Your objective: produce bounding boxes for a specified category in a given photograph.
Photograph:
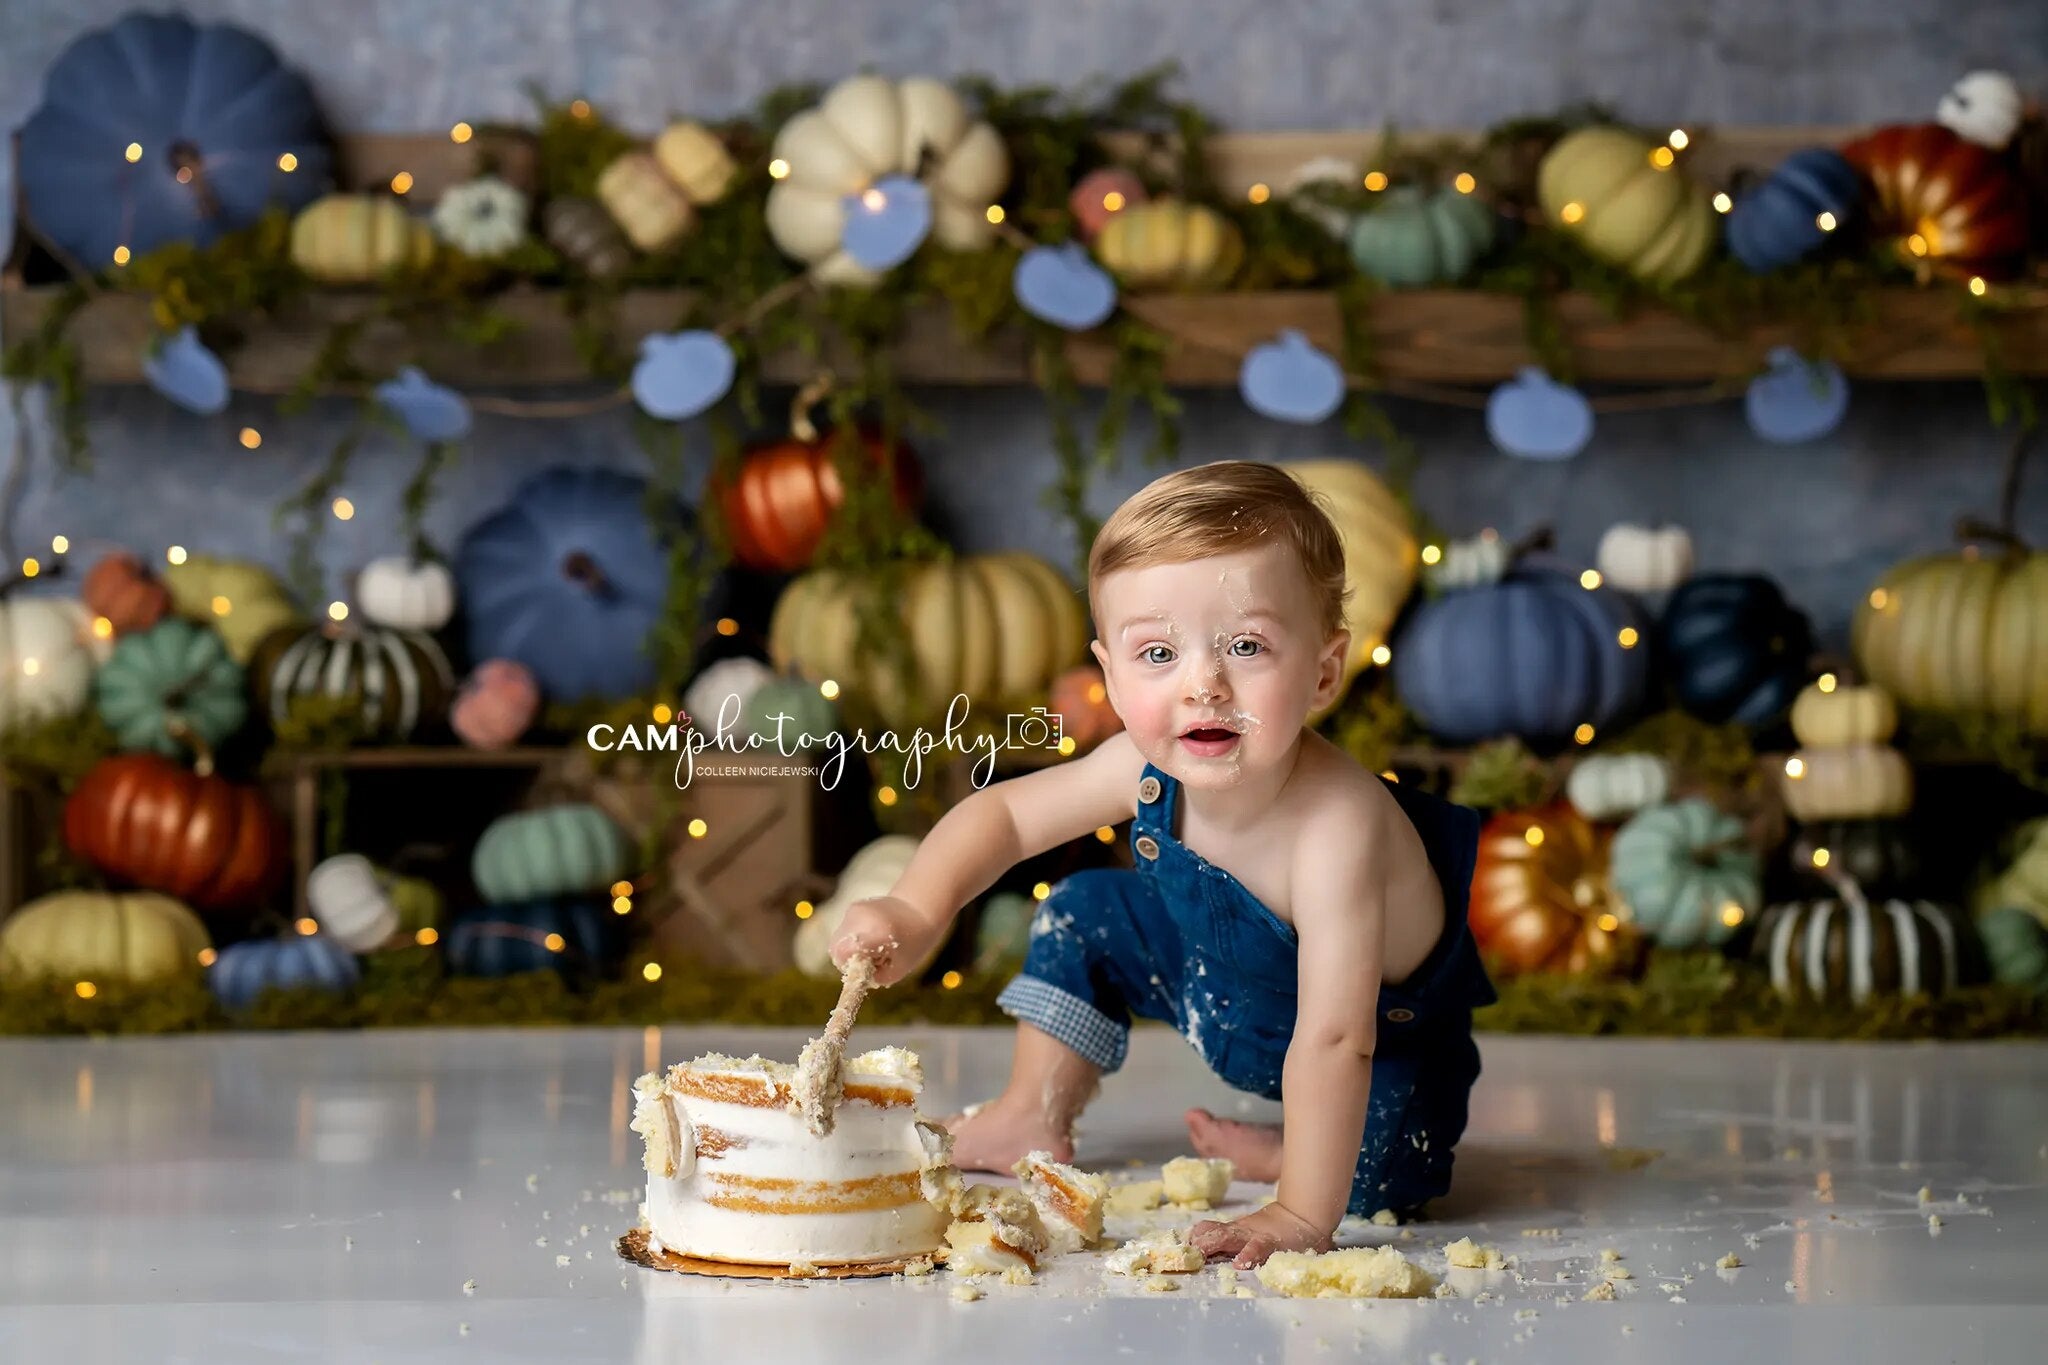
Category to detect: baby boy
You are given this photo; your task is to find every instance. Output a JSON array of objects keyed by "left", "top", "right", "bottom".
[{"left": 832, "top": 460, "right": 1495, "bottom": 1267}]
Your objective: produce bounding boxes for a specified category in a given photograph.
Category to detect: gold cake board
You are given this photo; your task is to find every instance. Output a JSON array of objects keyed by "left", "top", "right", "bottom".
[{"left": 618, "top": 1226, "right": 929, "bottom": 1280}]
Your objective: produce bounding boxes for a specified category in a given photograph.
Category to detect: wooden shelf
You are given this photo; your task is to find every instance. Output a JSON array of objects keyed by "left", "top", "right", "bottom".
[{"left": 6, "top": 282, "right": 2042, "bottom": 392}]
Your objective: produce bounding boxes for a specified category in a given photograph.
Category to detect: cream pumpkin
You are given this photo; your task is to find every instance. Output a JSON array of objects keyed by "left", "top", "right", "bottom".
[
  {"left": 1280, "top": 460, "right": 1419, "bottom": 713},
  {"left": 653, "top": 121, "right": 737, "bottom": 204},
  {"left": 0, "top": 596, "right": 110, "bottom": 731},
  {"left": 1596, "top": 524, "right": 1695, "bottom": 594},
  {"left": 1092, "top": 200, "right": 1243, "bottom": 290},
  {"left": 356, "top": 557, "right": 456, "bottom": 632},
  {"left": 769, "top": 553, "right": 1087, "bottom": 726},
  {"left": 1853, "top": 549, "right": 2048, "bottom": 737},
  {"left": 793, "top": 835, "right": 928, "bottom": 978},
  {"left": 765, "top": 75, "right": 1011, "bottom": 286},
  {"left": 290, "top": 195, "right": 436, "bottom": 283},
  {"left": 597, "top": 151, "right": 693, "bottom": 252},
  {"left": 1566, "top": 753, "right": 1672, "bottom": 823},
  {"left": 0, "top": 890, "right": 210, "bottom": 984},
  {"left": 1780, "top": 744, "right": 1914, "bottom": 821},
  {"left": 1790, "top": 680, "right": 1899, "bottom": 749}
]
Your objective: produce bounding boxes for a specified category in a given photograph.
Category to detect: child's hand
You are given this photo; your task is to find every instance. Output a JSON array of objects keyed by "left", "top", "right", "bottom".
[
  {"left": 1189, "top": 1201, "right": 1334, "bottom": 1269},
  {"left": 829, "top": 896, "right": 941, "bottom": 986}
]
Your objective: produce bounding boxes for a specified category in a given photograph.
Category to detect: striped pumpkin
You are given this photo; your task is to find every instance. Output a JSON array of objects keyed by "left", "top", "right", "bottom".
[
  {"left": 1751, "top": 886, "right": 1976, "bottom": 1004},
  {"left": 249, "top": 622, "right": 455, "bottom": 741}
]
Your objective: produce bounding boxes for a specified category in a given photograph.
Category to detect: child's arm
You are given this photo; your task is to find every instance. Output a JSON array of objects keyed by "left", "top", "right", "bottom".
[
  {"left": 830, "top": 731, "right": 1147, "bottom": 983},
  {"left": 1194, "top": 791, "right": 1383, "bottom": 1265}
]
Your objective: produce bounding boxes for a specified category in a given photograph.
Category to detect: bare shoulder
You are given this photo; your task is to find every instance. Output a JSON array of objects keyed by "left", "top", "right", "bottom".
[{"left": 1284, "top": 735, "right": 1408, "bottom": 859}]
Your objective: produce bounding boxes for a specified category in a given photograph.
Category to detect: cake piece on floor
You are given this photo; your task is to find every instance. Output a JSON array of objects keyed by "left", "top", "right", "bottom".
[
  {"left": 1103, "top": 1228, "right": 1206, "bottom": 1276},
  {"left": 1257, "top": 1246, "right": 1438, "bottom": 1299},
  {"left": 1443, "top": 1236, "right": 1506, "bottom": 1270},
  {"left": 944, "top": 1185, "right": 1049, "bottom": 1275},
  {"left": 1162, "top": 1156, "right": 1233, "bottom": 1209},
  {"left": 1014, "top": 1151, "right": 1109, "bottom": 1256},
  {"left": 1103, "top": 1179, "right": 1165, "bottom": 1215}
]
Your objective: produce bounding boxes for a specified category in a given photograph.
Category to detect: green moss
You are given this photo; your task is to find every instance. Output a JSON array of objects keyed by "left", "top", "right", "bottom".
[
  {"left": 0, "top": 711, "right": 118, "bottom": 790},
  {"left": 1450, "top": 738, "right": 1551, "bottom": 811},
  {"left": 1597, "top": 710, "right": 1761, "bottom": 798}
]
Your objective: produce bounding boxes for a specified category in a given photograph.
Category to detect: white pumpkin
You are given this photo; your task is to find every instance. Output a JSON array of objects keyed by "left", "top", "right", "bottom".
[
  {"left": 765, "top": 75, "right": 1011, "bottom": 286},
  {"left": 1425, "top": 533, "right": 1510, "bottom": 591},
  {"left": 682, "top": 656, "right": 776, "bottom": 736},
  {"left": 794, "top": 835, "right": 926, "bottom": 978},
  {"left": 1281, "top": 155, "right": 1362, "bottom": 239},
  {"left": 1936, "top": 71, "right": 2025, "bottom": 150},
  {"left": 1789, "top": 680, "right": 1898, "bottom": 749},
  {"left": 0, "top": 596, "right": 109, "bottom": 731},
  {"left": 1780, "top": 744, "right": 1914, "bottom": 822},
  {"left": 431, "top": 176, "right": 529, "bottom": 258},
  {"left": 356, "top": 558, "right": 456, "bottom": 632},
  {"left": 1596, "top": 524, "right": 1694, "bottom": 594},
  {"left": 1567, "top": 753, "right": 1672, "bottom": 823},
  {"left": 306, "top": 853, "right": 399, "bottom": 952}
]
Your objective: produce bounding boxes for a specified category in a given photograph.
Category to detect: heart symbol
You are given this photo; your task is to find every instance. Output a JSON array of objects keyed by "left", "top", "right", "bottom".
[
  {"left": 141, "top": 326, "right": 230, "bottom": 415},
  {"left": 1012, "top": 244, "right": 1118, "bottom": 331},
  {"left": 1745, "top": 347, "right": 1848, "bottom": 444},
  {"left": 840, "top": 175, "right": 932, "bottom": 272},
  {"left": 375, "top": 367, "right": 473, "bottom": 442},
  {"left": 1238, "top": 329, "right": 1346, "bottom": 425},
  {"left": 1486, "top": 367, "right": 1594, "bottom": 460},
  {"left": 631, "top": 330, "right": 737, "bottom": 421}
]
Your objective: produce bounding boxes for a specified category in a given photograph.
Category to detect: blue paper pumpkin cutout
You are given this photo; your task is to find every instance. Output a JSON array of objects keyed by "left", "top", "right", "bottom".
[
  {"left": 632, "top": 330, "right": 736, "bottom": 420},
  {"left": 841, "top": 175, "right": 932, "bottom": 271},
  {"left": 141, "top": 326, "right": 229, "bottom": 414},
  {"left": 1486, "top": 367, "right": 1594, "bottom": 460},
  {"left": 375, "top": 366, "right": 472, "bottom": 442},
  {"left": 1745, "top": 346, "right": 1848, "bottom": 444},
  {"left": 1239, "top": 329, "right": 1346, "bottom": 425},
  {"left": 1726, "top": 149, "right": 1862, "bottom": 274},
  {"left": 1013, "top": 244, "right": 1118, "bottom": 330}
]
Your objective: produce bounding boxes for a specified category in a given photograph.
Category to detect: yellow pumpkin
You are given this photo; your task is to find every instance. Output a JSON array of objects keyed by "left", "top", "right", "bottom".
[
  {"left": 1790, "top": 681, "right": 1899, "bottom": 748},
  {"left": 1280, "top": 459, "right": 1419, "bottom": 714},
  {"left": 1852, "top": 550, "right": 2048, "bottom": 736},
  {"left": 1092, "top": 200, "right": 1244, "bottom": 290},
  {"left": 0, "top": 890, "right": 210, "bottom": 984},
  {"left": 290, "top": 195, "right": 436, "bottom": 282},
  {"left": 792, "top": 835, "right": 929, "bottom": 978},
  {"left": 160, "top": 554, "right": 303, "bottom": 664},
  {"left": 1780, "top": 744, "right": 1914, "bottom": 821},
  {"left": 597, "top": 151, "right": 693, "bottom": 252},
  {"left": 652, "top": 121, "right": 737, "bottom": 205},
  {"left": 769, "top": 553, "right": 1088, "bottom": 726},
  {"left": 1536, "top": 127, "right": 1715, "bottom": 282}
]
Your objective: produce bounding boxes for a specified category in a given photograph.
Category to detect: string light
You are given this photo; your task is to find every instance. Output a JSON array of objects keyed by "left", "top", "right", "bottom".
[
  {"left": 715, "top": 618, "right": 739, "bottom": 636},
  {"left": 75, "top": 981, "right": 97, "bottom": 999},
  {"left": 1649, "top": 146, "right": 1675, "bottom": 169},
  {"left": 1524, "top": 827, "right": 1546, "bottom": 848},
  {"left": 91, "top": 617, "right": 113, "bottom": 639},
  {"left": 687, "top": 818, "right": 708, "bottom": 838},
  {"left": 651, "top": 703, "right": 672, "bottom": 724},
  {"left": 1574, "top": 724, "right": 1596, "bottom": 745},
  {"left": 295, "top": 917, "right": 318, "bottom": 935},
  {"left": 1452, "top": 172, "right": 1476, "bottom": 194},
  {"left": 1095, "top": 826, "right": 1115, "bottom": 843},
  {"left": 450, "top": 122, "right": 474, "bottom": 144},
  {"left": 1101, "top": 190, "right": 1126, "bottom": 212},
  {"left": 613, "top": 895, "right": 632, "bottom": 914},
  {"left": 1363, "top": 171, "right": 1388, "bottom": 192},
  {"left": 1086, "top": 681, "right": 1106, "bottom": 704},
  {"left": 642, "top": 962, "right": 663, "bottom": 981},
  {"left": 327, "top": 601, "right": 349, "bottom": 621},
  {"left": 391, "top": 171, "right": 414, "bottom": 195},
  {"left": 941, "top": 971, "right": 963, "bottom": 990},
  {"left": 1370, "top": 644, "right": 1392, "bottom": 666},
  {"left": 21, "top": 659, "right": 40, "bottom": 676},
  {"left": 985, "top": 205, "right": 1005, "bottom": 223},
  {"left": 1906, "top": 234, "right": 1929, "bottom": 257},
  {"left": 1815, "top": 212, "right": 1838, "bottom": 232},
  {"left": 1868, "top": 588, "right": 1889, "bottom": 610},
  {"left": 1969, "top": 276, "right": 1987, "bottom": 297},
  {"left": 861, "top": 188, "right": 886, "bottom": 212},
  {"left": 239, "top": 428, "right": 262, "bottom": 449},
  {"left": 878, "top": 785, "right": 899, "bottom": 806},
  {"left": 1712, "top": 193, "right": 1733, "bottom": 214},
  {"left": 112, "top": 245, "right": 131, "bottom": 265},
  {"left": 1580, "top": 569, "right": 1603, "bottom": 589},
  {"left": 1560, "top": 202, "right": 1585, "bottom": 224},
  {"left": 1379, "top": 770, "right": 1399, "bottom": 782},
  {"left": 768, "top": 158, "right": 790, "bottom": 179},
  {"left": 415, "top": 928, "right": 439, "bottom": 946},
  {"left": 331, "top": 497, "right": 354, "bottom": 520},
  {"left": 20, "top": 558, "right": 38, "bottom": 578},
  {"left": 1720, "top": 902, "right": 1745, "bottom": 928},
  {"left": 820, "top": 679, "right": 841, "bottom": 699},
  {"left": 1817, "top": 673, "right": 1838, "bottom": 693},
  {"left": 124, "top": 142, "right": 142, "bottom": 163},
  {"left": 166, "top": 545, "right": 188, "bottom": 565},
  {"left": 612, "top": 881, "right": 633, "bottom": 897},
  {"left": 1667, "top": 130, "right": 1690, "bottom": 150},
  {"left": 794, "top": 901, "right": 814, "bottom": 920},
  {"left": 1785, "top": 757, "right": 1806, "bottom": 779},
  {"left": 1617, "top": 627, "right": 1640, "bottom": 649},
  {"left": 176, "top": 166, "right": 193, "bottom": 185},
  {"left": 1032, "top": 882, "right": 1052, "bottom": 900},
  {"left": 1811, "top": 847, "right": 1831, "bottom": 868},
  {"left": 1247, "top": 183, "right": 1271, "bottom": 204},
  {"left": 210, "top": 596, "right": 231, "bottom": 616},
  {"left": 544, "top": 933, "right": 566, "bottom": 953},
  {"left": 1420, "top": 544, "right": 1443, "bottom": 565},
  {"left": 50, "top": 535, "right": 68, "bottom": 554},
  {"left": 1597, "top": 913, "right": 1621, "bottom": 933},
  {"left": 198, "top": 948, "right": 218, "bottom": 967},
  {"left": 1057, "top": 736, "right": 1076, "bottom": 755},
  {"left": 277, "top": 152, "right": 298, "bottom": 172},
  {"left": 569, "top": 100, "right": 592, "bottom": 120}
]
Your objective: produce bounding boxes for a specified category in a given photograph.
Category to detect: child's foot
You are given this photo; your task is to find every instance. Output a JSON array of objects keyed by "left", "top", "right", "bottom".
[
  {"left": 1185, "top": 1108, "right": 1284, "bottom": 1182},
  {"left": 940, "top": 1097, "right": 1075, "bottom": 1173}
]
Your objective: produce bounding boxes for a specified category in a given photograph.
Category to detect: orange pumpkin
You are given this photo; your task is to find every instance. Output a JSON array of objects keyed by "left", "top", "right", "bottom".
[
  {"left": 1469, "top": 806, "right": 1642, "bottom": 978},
  {"left": 1048, "top": 664, "right": 1122, "bottom": 751},
  {"left": 63, "top": 752, "right": 287, "bottom": 915},
  {"left": 82, "top": 552, "right": 170, "bottom": 635},
  {"left": 1841, "top": 123, "right": 2031, "bottom": 277},
  {"left": 716, "top": 427, "right": 921, "bottom": 574}
]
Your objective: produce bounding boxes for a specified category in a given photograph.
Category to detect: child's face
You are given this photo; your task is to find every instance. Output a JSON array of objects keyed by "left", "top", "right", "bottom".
[{"left": 1089, "top": 543, "right": 1349, "bottom": 792}]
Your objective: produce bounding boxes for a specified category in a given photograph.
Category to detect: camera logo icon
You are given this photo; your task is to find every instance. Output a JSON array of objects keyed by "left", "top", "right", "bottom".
[{"left": 1006, "top": 706, "right": 1064, "bottom": 751}]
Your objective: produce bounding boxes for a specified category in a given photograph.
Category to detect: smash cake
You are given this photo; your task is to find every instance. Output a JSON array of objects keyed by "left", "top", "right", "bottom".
[{"left": 630, "top": 1047, "right": 957, "bottom": 1270}]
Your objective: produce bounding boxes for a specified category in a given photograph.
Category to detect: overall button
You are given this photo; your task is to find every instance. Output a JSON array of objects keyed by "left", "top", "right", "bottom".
[
  {"left": 1134, "top": 834, "right": 1161, "bottom": 860},
  {"left": 1385, "top": 1007, "right": 1416, "bottom": 1023},
  {"left": 1138, "top": 776, "right": 1162, "bottom": 804}
]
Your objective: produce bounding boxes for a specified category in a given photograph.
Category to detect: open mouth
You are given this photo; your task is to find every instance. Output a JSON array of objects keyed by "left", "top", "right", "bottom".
[
  {"left": 1179, "top": 723, "right": 1242, "bottom": 755},
  {"left": 1181, "top": 726, "right": 1239, "bottom": 742}
]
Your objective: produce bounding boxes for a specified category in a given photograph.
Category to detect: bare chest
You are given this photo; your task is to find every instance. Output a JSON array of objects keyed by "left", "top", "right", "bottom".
[{"left": 1170, "top": 817, "right": 1298, "bottom": 924}]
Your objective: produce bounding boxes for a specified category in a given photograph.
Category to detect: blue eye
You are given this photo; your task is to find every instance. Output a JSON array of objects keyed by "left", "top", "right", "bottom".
[
  {"left": 1142, "top": 645, "right": 1174, "bottom": 665},
  {"left": 1231, "top": 638, "right": 1263, "bottom": 657}
]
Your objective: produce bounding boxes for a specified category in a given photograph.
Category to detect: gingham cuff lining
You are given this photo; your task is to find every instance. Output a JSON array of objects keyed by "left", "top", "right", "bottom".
[{"left": 996, "top": 975, "right": 1129, "bottom": 1073}]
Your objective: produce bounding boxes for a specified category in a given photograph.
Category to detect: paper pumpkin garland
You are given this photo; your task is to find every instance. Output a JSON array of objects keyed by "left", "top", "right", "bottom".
[
  {"left": 1013, "top": 245, "right": 1118, "bottom": 330},
  {"left": 1745, "top": 347, "right": 1849, "bottom": 444},
  {"left": 375, "top": 367, "right": 473, "bottom": 443},
  {"left": 1239, "top": 330, "right": 1346, "bottom": 424},
  {"left": 141, "top": 327, "right": 230, "bottom": 415},
  {"left": 1486, "top": 368, "right": 1594, "bottom": 461},
  {"left": 632, "top": 331, "right": 737, "bottom": 420}
]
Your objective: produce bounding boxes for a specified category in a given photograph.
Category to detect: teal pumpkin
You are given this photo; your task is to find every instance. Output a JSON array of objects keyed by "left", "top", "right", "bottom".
[
  {"left": 94, "top": 618, "right": 247, "bottom": 756},
  {"left": 973, "top": 891, "right": 1038, "bottom": 972},
  {"left": 742, "top": 676, "right": 840, "bottom": 747},
  {"left": 1978, "top": 907, "right": 2048, "bottom": 995},
  {"left": 472, "top": 804, "right": 632, "bottom": 903},
  {"left": 1347, "top": 187, "right": 1496, "bottom": 285},
  {"left": 1609, "top": 799, "right": 1762, "bottom": 949}
]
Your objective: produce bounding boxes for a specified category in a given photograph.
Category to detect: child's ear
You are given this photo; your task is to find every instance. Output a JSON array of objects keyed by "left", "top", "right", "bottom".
[
  {"left": 1311, "top": 630, "right": 1351, "bottom": 710},
  {"left": 1088, "top": 639, "right": 1122, "bottom": 714}
]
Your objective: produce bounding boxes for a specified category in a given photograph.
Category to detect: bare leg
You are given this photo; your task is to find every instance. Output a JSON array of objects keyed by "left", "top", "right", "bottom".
[
  {"left": 941, "top": 1022, "right": 1102, "bottom": 1172},
  {"left": 1184, "top": 1108, "right": 1284, "bottom": 1183}
]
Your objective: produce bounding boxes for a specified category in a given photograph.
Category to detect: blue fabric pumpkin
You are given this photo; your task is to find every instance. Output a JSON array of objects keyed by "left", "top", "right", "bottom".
[
  {"left": 1391, "top": 562, "right": 1652, "bottom": 747},
  {"left": 1725, "top": 149, "right": 1863, "bottom": 274},
  {"left": 209, "top": 932, "right": 358, "bottom": 1010},
  {"left": 18, "top": 13, "right": 332, "bottom": 268},
  {"left": 444, "top": 898, "right": 621, "bottom": 980},
  {"left": 1659, "top": 575, "right": 1813, "bottom": 727},
  {"left": 456, "top": 467, "right": 713, "bottom": 701}
]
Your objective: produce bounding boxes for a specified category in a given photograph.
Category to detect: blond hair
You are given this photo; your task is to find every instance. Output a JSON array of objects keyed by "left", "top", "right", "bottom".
[{"left": 1087, "top": 460, "right": 1349, "bottom": 642}]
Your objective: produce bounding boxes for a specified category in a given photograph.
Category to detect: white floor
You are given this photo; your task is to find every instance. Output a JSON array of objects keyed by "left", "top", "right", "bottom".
[{"left": 2, "top": 1025, "right": 2044, "bottom": 1364}]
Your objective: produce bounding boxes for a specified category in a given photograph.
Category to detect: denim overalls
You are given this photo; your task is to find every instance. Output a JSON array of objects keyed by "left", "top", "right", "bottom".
[{"left": 996, "top": 761, "right": 1496, "bottom": 1217}]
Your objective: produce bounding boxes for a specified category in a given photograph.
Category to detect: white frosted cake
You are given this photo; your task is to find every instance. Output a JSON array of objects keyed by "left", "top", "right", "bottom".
[{"left": 632, "top": 1047, "right": 956, "bottom": 1267}]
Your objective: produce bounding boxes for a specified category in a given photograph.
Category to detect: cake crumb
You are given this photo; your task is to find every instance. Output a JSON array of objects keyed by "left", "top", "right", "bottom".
[
  {"left": 533, "top": 1236, "right": 548, "bottom": 1248},
  {"left": 1717, "top": 1253, "right": 1742, "bottom": 1269},
  {"left": 1443, "top": 1237, "right": 1505, "bottom": 1270},
  {"left": 788, "top": 1261, "right": 821, "bottom": 1279},
  {"left": 451, "top": 1189, "right": 461, "bottom": 1200},
  {"left": 1001, "top": 1265, "right": 1035, "bottom": 1286},
  {"left": 1370, "top": 1208, "right": 1400, "bottom": 1227},
  {"left": 1521, "top": 1227, "right": 1562, "bottom": 1239},
  {"left": 1105, "top": 1229, "right": 1205, "bottom": 1276},
  {"left": 1604, "top": 1265, "right": 1633, "bottom": 1281},
  {"left": 1144, "top": 1275, "right": 1182, "bottom": 1292},
  {"left": 343, "top": 1236, "right": 353, "bottom": 1251},
  {"left": 555, "top": 1255, "right": 570, "bottom": 1268},
  {"left": 1256, "top": 1246, "right": 1437, "bottom": 1299},
  {"left": 1234, "top": 1285, "right": 1257, "bottom": 1298},
  {"left": 903, "top": 1255, "right": 936, "bottom": 1278},
  {"left": 1104, "top": 1180, "right": 1166, "bottom": 1215},
  {"left": 1015, "top": 1151, "right": 1109, "bottom": 1256},
  {"left": 1928, "top": 1215, "right": 1943, "bottom": 1232},
  {"left": 1599, "top": 1248, "right": 1623, "bottom": 1263},
  {"left": 461, "top": 1279, "right": 477, "bottom": 1296},
  {"left": 525, "top": 1174, "right": 539, "bottom": 1191},
  {"left": 1162, "top": 1157, "right": 1234, "bottom": 1209},
  {"left": 951, "top": 1282, "right": 983, "bottom": 1303},
  {"left": 458, "top": 1323, "right": 470, "bottom": 1337},
  {"left": 1582, "top": 1280, "right": 1617, "bottom": 1302}
]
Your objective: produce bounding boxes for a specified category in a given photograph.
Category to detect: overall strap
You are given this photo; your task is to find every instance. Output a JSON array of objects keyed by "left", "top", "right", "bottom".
[{"left": 1134, "top": 761, "right": 1179, "bottom": 838}]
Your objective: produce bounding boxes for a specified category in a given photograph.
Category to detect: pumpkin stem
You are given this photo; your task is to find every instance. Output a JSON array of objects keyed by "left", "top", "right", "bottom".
[
  {"left": 789, "top": 372, "right": 836, "bottom": 444},
  {"left": 167, "top": 141, "right": 223, "bottom": 221},
  {"left": 1956, "top": 424, "right": 2035, "bottom": 554},
  {"left": 1507, "top": 525, "right": 1557, "bottom": 561},
  {"left": 163, "top": 715, "right": 216, "bottom": 778},
  {"left": 561, "top": 551, "right": 613, "bottom": 598}
]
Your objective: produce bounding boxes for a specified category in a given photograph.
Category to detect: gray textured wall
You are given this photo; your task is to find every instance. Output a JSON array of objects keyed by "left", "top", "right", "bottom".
[{"left": 4, "top": 1, "right": 2046, "bottom": 651}]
